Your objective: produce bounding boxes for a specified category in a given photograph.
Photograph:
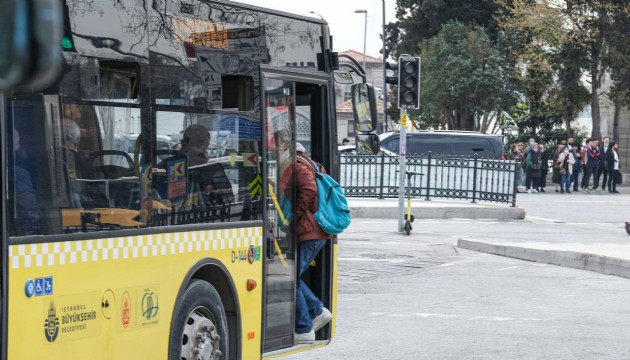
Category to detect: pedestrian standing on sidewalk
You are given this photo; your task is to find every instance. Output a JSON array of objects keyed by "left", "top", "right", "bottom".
[
  {"left": 523, "top": 137, "right": 536, "bottom": 156},
  {"left": 525, "top": 142, "right": 542, "bottom": 193},
  {"left": 536, "top": 144, "right": 549, "bottom": 192},
  {"left": 510, "top": 143, "right": 525, "bottom": 192},
  {"left": 566, "top": 136, "right": 577, "bottom": 152},
  {"left": 571, "top": 144, "right": 581, "bottom": 192},
  {"left": 551, "top": 144, "right": 563, "bottom": 192},
  {"left": 586, "top": 138, "right": 601, "bottom": 191},
  {"left": 597, "top": 136, "right": 610, "bottom": 191},
  {"left": 581, "top": 139, "right": 593, "bottom": 191},
  {"left": 606, "top": 141, "right": 621, "bottom": 194},
  {"left": 293, "top": 142, "right": 333, "bottom": 344},
  {"left": 557, "top": 145, "right": 575, "bottom": 193},
  {"left": 580, "top": 140, "right": 589, "bottom": 190}
]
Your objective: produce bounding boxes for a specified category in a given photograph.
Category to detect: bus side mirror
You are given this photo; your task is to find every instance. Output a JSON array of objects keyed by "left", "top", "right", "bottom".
[
  {"left": 351, "top": 83, "right": 378, "bottom": 133},
  {"left": 356, "top": 133, "right": 380, "bottom": 155},
  {"left": 0, "top": 0, "right": 63, "bottom": 91}
]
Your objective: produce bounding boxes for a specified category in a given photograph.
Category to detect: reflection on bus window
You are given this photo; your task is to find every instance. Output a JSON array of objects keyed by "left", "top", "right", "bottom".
[{"left": 152, "top": 111, "right": 263, "bottom": 226}]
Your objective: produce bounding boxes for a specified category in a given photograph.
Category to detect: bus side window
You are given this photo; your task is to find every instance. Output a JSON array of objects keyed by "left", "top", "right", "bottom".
[
  {"left": 58, "top": 104, "right": 143, "bottom": 232},
  {"left": 8, "top": 128, "right": 41, "bottom": 236},
  {"left": 152, "top": 112, "right": 263, "bottom": 227}
]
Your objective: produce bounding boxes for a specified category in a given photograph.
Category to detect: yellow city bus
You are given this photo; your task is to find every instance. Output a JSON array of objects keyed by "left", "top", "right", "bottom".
[{"left": 0, "top": 1, "right": 374, "bottom": 359}]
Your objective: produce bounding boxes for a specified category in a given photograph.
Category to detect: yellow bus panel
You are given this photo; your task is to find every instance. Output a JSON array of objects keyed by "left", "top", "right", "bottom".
[{"left": 8, "top": 226, "right": 263, "bottom": 359}]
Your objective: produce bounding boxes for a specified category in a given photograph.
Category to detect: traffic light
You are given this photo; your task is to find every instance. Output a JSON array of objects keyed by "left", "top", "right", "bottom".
[
  {"left": 385, "top": 61, "right": 398, "bottom": 85},
  {"left": 397, "top": 56, "right": 420, "bottom": 109},
  {"left": 61, "top": 3, "right": 76, "bottom": 52}
]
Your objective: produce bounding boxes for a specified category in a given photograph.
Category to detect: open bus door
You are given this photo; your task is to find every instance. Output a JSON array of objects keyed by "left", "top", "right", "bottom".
[{"left": 261, "top": 68, "right": 336, "bottom": 354}]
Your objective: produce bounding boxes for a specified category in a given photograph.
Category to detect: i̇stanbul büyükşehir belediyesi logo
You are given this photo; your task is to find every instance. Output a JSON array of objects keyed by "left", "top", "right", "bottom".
[{"left": 44, "top": 301, "right": 59, "bottom": 342}]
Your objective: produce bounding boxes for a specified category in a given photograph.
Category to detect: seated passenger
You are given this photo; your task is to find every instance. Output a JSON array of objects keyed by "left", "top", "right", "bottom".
[
  {"left": 9, "top": 129, "right": 40, "bottom": 235},
  {"left": 181, "top": 124, "right": 233, "bottom": 203},
  {"left": 62, "top": 118, "right": 95, "bottom": 180}
]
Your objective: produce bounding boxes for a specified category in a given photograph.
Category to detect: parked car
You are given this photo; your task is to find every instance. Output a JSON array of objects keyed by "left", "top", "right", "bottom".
[
  {"left": 338, "top": 145, "right": 397, "bottom": 156},
  {"left": 378, "top": 130, "right": 504, "bottom": 158}
]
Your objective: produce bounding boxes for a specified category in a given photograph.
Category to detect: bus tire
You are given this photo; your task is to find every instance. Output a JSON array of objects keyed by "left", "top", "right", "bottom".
[{"left": 169, "top": 279, "right": 229, "bottom": 360}]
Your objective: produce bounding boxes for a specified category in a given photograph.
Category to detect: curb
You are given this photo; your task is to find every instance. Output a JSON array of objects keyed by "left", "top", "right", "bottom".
[
  {"left": 457, "top": 239, "right": 630, "bottom": 279},
  {"left": 350, "top": 205, "right": 526, "bottom": 220}
]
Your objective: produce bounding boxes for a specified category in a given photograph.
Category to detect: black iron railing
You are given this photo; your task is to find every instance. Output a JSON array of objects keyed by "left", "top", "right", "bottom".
[{"left": 340, "top": 153, "right": 519, "bottom": 206}]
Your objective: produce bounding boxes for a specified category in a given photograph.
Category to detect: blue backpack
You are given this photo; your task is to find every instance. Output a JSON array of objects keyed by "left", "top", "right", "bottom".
[{"left": 298, "top": 156, "right": 351, "bottom": 235}]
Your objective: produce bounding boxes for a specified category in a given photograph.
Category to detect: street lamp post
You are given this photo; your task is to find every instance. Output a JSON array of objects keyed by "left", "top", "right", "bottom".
[{"left": 354, "top": 9, "right": 367, "bottom": 72}]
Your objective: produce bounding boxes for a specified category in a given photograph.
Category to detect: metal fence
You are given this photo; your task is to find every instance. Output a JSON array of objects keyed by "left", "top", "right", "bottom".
[{"left": 339, "top": 153, "right": 519, "bottom": 206}]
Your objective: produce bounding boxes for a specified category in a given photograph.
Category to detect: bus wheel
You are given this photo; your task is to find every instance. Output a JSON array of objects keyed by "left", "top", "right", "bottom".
[{"left": 170, "top": 280, "right": 229, "bottom": 360}]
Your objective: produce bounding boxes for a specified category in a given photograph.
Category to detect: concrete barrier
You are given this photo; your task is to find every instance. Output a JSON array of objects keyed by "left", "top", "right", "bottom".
[{"left": 457, "top": 239, "right": 630, "bottom": 279}]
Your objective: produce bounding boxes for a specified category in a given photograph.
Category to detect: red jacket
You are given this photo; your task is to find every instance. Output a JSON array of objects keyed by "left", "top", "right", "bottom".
[{"left": 294, "top": 154, "right": 333, "bottom": 242}]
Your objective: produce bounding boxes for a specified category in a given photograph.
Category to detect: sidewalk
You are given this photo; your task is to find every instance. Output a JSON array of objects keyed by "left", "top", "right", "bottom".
[
  {"left": 457, "top": 239, "right": 630, "bottom": 279},
  {"left": 348, "top": 197, "right": 525, "bottom": 220},
  {"left": 348, "top": 189, "right": 630, "bottom": 280}
]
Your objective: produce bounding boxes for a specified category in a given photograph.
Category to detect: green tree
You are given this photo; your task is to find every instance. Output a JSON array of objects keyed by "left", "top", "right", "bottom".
[
  {"left": 495, "top": 0, "right": 592, "bottom": 137},
  {"left": 417, "top": 22, "right": 515, "bottom": 131},
  {"left": 389, "top": 0, "right": 501, "bottom": 57},
  {"left": 496, "top": 0, "right": 630, "bottom": 140},
  {"left": 383, "top": 0, "right": 494, "bottom": 124},
  {"left": 601, "top": 1, "right": 630, "bottom": 140}
]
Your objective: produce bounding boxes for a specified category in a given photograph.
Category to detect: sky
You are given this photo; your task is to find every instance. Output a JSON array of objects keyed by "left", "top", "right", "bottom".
[{"left": 236, "top": 0, "right": 398, "bottom": 58}]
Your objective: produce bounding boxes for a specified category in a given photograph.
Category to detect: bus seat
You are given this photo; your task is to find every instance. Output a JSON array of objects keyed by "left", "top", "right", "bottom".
[{"left": 89, "top": 150, "right": 134, "bottom": 179}]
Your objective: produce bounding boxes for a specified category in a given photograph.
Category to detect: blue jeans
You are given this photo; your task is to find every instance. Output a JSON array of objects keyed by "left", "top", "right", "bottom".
[
  {"left": 561, "top": 171, "right": 571, "bottom": 190},
  {"left": 295, "top": 239, "right": 326, "bottom": 333}
]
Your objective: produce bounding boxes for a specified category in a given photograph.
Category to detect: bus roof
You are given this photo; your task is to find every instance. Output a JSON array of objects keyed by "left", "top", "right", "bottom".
[{"left": 220, "top": 0, "right": 328, "bottom": 25}]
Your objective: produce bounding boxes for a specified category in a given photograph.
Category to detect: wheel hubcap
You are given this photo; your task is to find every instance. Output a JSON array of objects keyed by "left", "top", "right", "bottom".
[{"left": 181, "top": 307, "right": 222, "bottom": 360}]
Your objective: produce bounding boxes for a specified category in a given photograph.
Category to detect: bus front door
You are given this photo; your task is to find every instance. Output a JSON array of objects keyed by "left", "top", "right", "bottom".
[{"left": 262, "top": 70, "right": 334, "bottom": 353}]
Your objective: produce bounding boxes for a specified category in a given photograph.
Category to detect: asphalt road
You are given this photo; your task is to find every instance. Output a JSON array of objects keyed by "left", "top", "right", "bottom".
[{"left": 283, "top": 190, "right": 630, "bottom": 360}]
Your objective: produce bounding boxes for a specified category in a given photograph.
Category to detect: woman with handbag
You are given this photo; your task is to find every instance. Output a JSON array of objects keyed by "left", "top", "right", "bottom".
[
  {"left": 606, "top": 141, "right": 621, "bottom": 194},
  {"left": 557, "top": 145, "right": 575, "bottom": 193}
]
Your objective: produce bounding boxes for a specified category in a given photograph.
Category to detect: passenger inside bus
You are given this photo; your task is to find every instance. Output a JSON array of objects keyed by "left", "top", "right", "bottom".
[
  {"left": 9, "top": 128, "right": 40, "bottom": 235},
  {"left": 180, "top": 124, "right": 233, "bottom": 204},
  {"left": 62, "top": 118, "right": 95, "bottom": 180}
]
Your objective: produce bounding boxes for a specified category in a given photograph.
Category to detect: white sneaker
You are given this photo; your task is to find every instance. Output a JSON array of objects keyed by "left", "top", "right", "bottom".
[
  {"left": 527, "top": 189, "right": 533, "bottom": 194},
  {"left": 294, "top": 330, "right": 315, "bottom": 344},
  {"left": 312, "top": 308, "right": 333, "bottom": 332}
]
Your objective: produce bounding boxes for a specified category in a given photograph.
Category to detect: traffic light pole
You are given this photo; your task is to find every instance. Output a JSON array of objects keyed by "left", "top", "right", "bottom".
[
  {"left": 394, "top": 55, "right": 419, "bottom": 232},
  {"left": 398, "top": 109, "right": 407, "bottom": 232}
]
